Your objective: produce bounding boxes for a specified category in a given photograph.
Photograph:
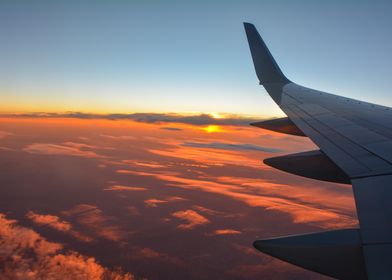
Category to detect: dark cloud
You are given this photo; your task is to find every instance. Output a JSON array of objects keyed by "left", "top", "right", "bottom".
[
  {"left": 1, "top": 112, "right": 263, "bottom": 126},
  {"left": 182, "top": 141, "right": 284, "bottom": 153},
  {"left": 160, "top": 127, "right": 183, "bottom": 131}
]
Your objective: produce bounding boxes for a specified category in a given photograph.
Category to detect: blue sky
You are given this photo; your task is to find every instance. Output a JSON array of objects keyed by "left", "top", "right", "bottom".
[{"left": 0, "top": 0, "right": 391, "bottom": 117}]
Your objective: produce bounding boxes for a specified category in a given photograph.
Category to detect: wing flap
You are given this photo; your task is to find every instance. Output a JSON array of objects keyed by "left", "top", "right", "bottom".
[
  {"left": 250, "top": 117, "right": 305, "bottom": 136},
  {"left": 264, "top": 150, "right": 350, "bottom": 184}
]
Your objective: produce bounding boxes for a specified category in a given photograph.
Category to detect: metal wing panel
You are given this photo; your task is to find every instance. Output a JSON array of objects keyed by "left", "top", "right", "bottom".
[
  {"left": 352, "top": 175, "right": 392, "bottom": 279},
  {"left": 280, "top": 85, "right": 392, "bottom": 178},
  {"left": 352, "top": 175, "right": 392, "bottom": 243},
  {"left": 283, "top": 105, "right": 371, "bottom": 176}
]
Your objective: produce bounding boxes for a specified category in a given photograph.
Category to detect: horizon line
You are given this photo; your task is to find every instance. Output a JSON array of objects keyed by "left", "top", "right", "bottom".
[{"left": 0, "top": 111, "right": 272, "bottom": 126}]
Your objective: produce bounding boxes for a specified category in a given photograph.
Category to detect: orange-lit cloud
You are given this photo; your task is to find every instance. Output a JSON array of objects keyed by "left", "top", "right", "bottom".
[
  {"left": 26, "top": 211, "right": 72, "bottom": 232},
  {"left": 192, "top": 205, "right": 226, "bottom": 216},
  {"left": 148, "top": 146, "right": 265, "bottom": 168},
  {"left": 144, "top": 196, "right": 186, "bottom": 207},
  {"left": 104, "top": 185, "right": 148, "bottom": 191},
  {"left": 128, "top": 161, "right": 166, "bottom": 168},
  {"left": 26, "top": 211, "right": 93, "bottom": 242},
  {"left": 23, "top": 142, "right": 101, "bottom": 158},
  {"left": 172, "top": 210, "right": 210, "bottom": 229},
  {"left": 129, "top": 171, "right": 356, "bottom": 228},
  {"left": 0, "top": 213, "right": 133, "bottom": 280},
  {"left": 213, "top": 229, "right": 241, "bottom": 235},
  {"left": 144, "top": 199, "right": 168, "bottom": 207},
  {"left": 216, "top": 176, "right": 355, "bottom": 213}
]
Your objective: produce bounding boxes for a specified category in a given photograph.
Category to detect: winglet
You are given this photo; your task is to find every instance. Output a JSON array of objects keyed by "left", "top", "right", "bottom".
[{"left": 243, "top": 22, "right": 290, "bottom": 86}]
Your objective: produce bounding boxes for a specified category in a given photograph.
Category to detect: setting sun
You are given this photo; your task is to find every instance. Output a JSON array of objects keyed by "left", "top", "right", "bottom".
[{"left": 203, "top": 125, "right": 223, "bottom": 133}]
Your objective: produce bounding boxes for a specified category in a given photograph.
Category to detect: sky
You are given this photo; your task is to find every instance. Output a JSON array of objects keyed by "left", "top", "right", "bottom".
[
  {"left": 0, "top": 117, "right": 356, "bottom": 279},
  {"left": 0, "top": 0, "right": 392, "bottom": 116},
  {"left": 1, "top": 2, "right": 387, "bottom": 278}
]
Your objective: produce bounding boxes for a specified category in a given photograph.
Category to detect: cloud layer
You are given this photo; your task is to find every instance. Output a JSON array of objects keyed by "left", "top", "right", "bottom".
[
  {"left": 2, "top": 112, "right": 262, "bottom": 126},
  {"left": 0, "top": 117, "right": 355, "bottom": 280}
]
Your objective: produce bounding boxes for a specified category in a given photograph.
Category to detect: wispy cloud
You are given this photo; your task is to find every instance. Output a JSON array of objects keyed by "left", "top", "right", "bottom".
[
  {"left": 61, "top": 204, "right": 127, "bottom": 242},
  {"left": 26, "top": 211, "right": 71, "bottom": 232},
  {"left": 148, "top": 146, "right": 265, "bottom": 168},
  {"left": 26, "top": 211, "right": 93, "bottom": 242},
  {"left": 23, "top": 142, "right": 101, "bottom": 158},
  {"left": 183, "top": 141, "right": 283, "bottom": 153},
  {"left": 104, "top": 185, "right": 148, "bottom": 191}
]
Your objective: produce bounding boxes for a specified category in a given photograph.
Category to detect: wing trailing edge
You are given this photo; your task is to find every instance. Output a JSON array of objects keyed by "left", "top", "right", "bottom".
[{"left": 253, "top": 229, "right": 367, "bottom": 280}]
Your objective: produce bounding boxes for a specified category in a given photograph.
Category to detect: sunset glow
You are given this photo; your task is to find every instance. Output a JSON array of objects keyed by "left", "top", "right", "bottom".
[{"left": 0, "top": 117, "right": 356, "bottom": 279}]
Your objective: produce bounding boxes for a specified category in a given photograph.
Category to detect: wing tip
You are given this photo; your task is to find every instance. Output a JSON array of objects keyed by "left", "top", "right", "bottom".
[
  {"left": 243, "top": 22, "right": 290, "bottom": 106},
  {"left": 243, "top": 22, "right": 254, "bottom": 27}
]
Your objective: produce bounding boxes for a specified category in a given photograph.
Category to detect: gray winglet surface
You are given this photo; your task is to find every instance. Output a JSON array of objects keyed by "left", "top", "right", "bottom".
[{"left": 243, "top": 22, "right": 290, "bottom": 86}]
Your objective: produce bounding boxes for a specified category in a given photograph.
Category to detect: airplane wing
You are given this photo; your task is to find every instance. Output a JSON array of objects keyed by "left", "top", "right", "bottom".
[{"left": 244, "top": 22, "right": 392, "bottom": 280}]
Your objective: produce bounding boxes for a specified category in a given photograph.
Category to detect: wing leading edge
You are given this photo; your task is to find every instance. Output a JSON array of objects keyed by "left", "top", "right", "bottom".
[{"left": 244, "top": 22, "right": 392, "bottom": 280}]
